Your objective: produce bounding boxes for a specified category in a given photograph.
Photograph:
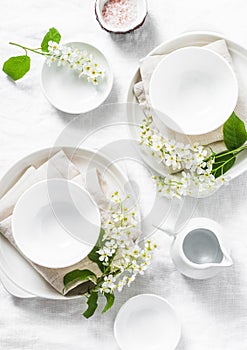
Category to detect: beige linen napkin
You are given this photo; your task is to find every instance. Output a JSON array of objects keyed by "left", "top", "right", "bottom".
[
  {"left": 134, "top": 39, "right": 247, "bottom": 153},
  {"left": 0, "top": 150, "right": 110, "bottom": 295}
]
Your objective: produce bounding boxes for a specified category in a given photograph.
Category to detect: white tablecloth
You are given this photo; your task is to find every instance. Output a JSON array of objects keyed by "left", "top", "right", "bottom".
[{"left": 1, "top": 0, "right": 247, "bottom": 349}]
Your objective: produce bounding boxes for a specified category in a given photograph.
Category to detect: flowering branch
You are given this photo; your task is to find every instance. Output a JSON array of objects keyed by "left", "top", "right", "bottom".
[
  {"left": 9, "top": 42, "right": 48, "bottom": 56},
  {"left": 140, "top": 112, "right": 247, "bottom": 198},
  {"left": 46, "top": 41, "right": 104, "bottom": 85},
  {"left": 3, "top": 27, "right": 105, "bottom": 85},
  {"left": 63, "top": 192, "right": 157, "bottom": 318}
]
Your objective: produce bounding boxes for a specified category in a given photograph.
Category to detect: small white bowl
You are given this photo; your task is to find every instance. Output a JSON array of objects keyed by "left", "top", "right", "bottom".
[
  {"left": 41, "top": 42, "right": 113, "bottom": 114},
  {"left": 12, "top": 179, "right": 101, "bottom": 268},
  {"left": 149, "top": 47, "right": 238, "bottom": 135},
  {"left": 114, "top": 294, "right": 181, "bottom": 350},
  {"left": 95, "top": 0, "right": 148, "bottom": 34}
]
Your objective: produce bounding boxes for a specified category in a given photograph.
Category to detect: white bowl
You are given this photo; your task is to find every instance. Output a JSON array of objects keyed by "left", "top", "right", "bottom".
[
  {"left": 114, "top": 294, "right": 181, "bottom": 350},
  {"left": 12, "top": 179, "right": 101, "bottom": 268},
  {"left": 41, "top": 42, "right": 113, "bottom": 114},
  {"left": 95, "top": 0, "right": 148, "bottom": 34},
  {"left": 149, "top": 47, "right": 238, "bottom": 135}
]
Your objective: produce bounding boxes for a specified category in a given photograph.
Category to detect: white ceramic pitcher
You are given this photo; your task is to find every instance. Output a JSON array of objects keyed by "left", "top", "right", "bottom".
[{"left": 160, "top": 217, "right": 233, "bottom": 280}]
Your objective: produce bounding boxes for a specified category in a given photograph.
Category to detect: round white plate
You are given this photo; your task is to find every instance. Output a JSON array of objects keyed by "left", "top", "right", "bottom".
[
  {"left": 127, "top": 31, "right": 247, "bottom": 196},
  {"left": 114, "top": 294, "right": 181, "bottom": 350},
  {"left": 0, "top": 147, "right": 127, "bottom": 300},
  {"left": 149, "top": 47, "right": 238, "bottom": 135},
  {"left": 41, "top": 42, "right": 113, "bottom": 114},
  {"left": 0, "top": 269, "right": 35, "bottom": 298},
  {"left": 12, "top": 179, "right": 101, "bottom": 268}
]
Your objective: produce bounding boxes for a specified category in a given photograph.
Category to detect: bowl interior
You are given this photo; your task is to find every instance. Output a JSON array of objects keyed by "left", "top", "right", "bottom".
[
  {"left": 114, "top": 294, "right": 181, "bottom": 350},
  {"left": 149, "top": 47, "right": 238, "bottom": 135},
  {"left": 12, "top": 179, "right": 101, "bottom": 268}
]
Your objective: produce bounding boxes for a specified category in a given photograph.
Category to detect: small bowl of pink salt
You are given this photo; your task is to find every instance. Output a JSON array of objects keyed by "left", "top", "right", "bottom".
[{"left": 95, "top": 0, "right": 148, "bottom": 34}]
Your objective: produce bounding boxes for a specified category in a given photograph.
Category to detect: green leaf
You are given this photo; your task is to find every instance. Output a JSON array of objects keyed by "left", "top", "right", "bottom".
[
  {"left": 102, "top": 293, "right": 115, "bottom": 314},
  {"left": 223, "top": 112, "right": 247, "bottom": 150},
  {"left": 212, "top": 151, "right": 236, "bottom": 178},
  {"left": 2, "top": 55, "right": 31, "bottom": 81},
  {"left": 83, "top": 292, "right": 98, "bottom": 319},
  {"left": 88, "top": 228, "right": 106, "bottom": 273},
  {"left": 41, "top": 27, "right": 61, "bottom": 52},
  {"left": 63, "top": 269, "right": 97, "bottom": 292}
]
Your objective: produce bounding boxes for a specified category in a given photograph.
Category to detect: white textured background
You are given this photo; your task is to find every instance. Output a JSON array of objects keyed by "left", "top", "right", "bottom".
[{"left": 1, "top": 0, "right": 247, "bottom": 349}]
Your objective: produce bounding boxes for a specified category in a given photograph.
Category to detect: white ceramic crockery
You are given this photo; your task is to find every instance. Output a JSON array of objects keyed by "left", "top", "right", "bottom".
[
  {"left": 41, "top": 42, "right": 113, "bottom": 114},
  {"left": 12, "top": 178, "right": 101, "bottom": 268},
  {"left": 127, "top": 32, "right": 247, "bottom": 194},
  {"left": 0, "top": 147, "right": 127, "bottom": 299},
  {"left": 149, "top": 46, "right": 238, "bottom": 135},
  {"left": 114, "top": 294, "right": 181, "bottom": 350},
  {"left": 166, "top": 217, "right": 233, "bottom": 279}
]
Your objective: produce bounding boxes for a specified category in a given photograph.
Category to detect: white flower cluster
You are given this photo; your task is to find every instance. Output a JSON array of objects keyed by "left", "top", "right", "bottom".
[
  {"left": 140, "top": 116, "right": 229, "bottom": 198},
  {"left": 46, "top": 41, "right": 105, "bottom": 85},
  {"left": 97, "top": 192, "right": 157, "bottom": 294}
]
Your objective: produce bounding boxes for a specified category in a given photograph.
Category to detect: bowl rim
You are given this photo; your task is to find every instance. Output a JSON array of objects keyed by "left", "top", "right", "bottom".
[
  {"left": 114, "top": 293, "right": 182, "bottom": 350},
  {"left": 149, "top": 46, "right": 239, "bottom": 135}
]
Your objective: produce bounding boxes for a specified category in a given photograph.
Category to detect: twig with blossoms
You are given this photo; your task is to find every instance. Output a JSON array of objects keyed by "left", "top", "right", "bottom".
[
  {"left": 63, "top": 191, "right": 157, "bottom": 318},
  {"left": 47, "top": 41, "right": 104, "bottom": 85},
  {"left": 3, "top": 27, "right": 105, "bottom": 85},
  {"left": 139, "top": 116, "right": 233, "bottom": 198}
]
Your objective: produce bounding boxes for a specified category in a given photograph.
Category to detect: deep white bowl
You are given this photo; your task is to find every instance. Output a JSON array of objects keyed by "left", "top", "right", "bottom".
[
  {"left": 114, "top": 294, "right": 181, "bottom": 350},
  {"left": 149, "top": 46, "right": 238, "bottom": 135},
  {"left": 12, "top": 179, "right": 101, "bottom": 268}
]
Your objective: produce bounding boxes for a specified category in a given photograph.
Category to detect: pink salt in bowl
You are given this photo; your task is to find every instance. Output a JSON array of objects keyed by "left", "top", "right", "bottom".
[{"left": 95, "top": 0, "right": 148, "bottom": 34}]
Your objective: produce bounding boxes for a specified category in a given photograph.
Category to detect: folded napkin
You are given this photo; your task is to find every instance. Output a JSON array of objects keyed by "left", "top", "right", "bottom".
[
  {"left": 0, "top": 150, "right": 111, "bottom": 295},
  {"left": 134, "top": 39, "right": 247, "bottom": 154}
]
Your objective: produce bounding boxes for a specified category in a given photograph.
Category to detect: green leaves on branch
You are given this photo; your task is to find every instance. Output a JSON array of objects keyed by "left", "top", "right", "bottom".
[
  {"left": 102, "top": 293, "right": 115, "bottom": 314},
  {"left": 2, "top": 55, "right": 30, "bottom": 81},
  {"left": 212, "top": 112, "right": 247, "bottom": 178},
  {"left": 63, "top": 228, "right": 116, "bottom": 318},
  {"left": 63, "top": 269, "right": 97, "bottom": 293},
  {"left": 211, "top": 151, "right": 236, "bottom": 178},
  {"left": 88, "top": 228, "right": 106, "bottom": 273},
  {"left": 83, "top": 292, "right": 115, "bottom": 318},
  {"left": 83, "top": 292, "right": 99, "bottom": 319},
  {"left": 2, "top": 27, "right": 61, "bottom": 81},
  {"left": 41, "top": 27, "right": 61, "bottom": 52},
  {"left": 223, "top": 112, "right": 247, "bottom": 150}
]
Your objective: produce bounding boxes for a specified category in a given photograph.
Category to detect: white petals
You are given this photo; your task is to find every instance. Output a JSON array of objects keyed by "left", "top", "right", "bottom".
[
  {"left": 140, "top": 117, "right": 230, "bottom": 198},
  {"left": 97, "top": 191, "right": 156, "bottom": 295},
  {"left": 46, "top": 56, "right": 56, "bottom": 66},
  {"left": 46, "top": 44, "right": 105, "bottom": 85},
  {"left": 48, "top": 40, "right": 60, "bottom": 55},
  {"left": 100, "top": 275, "right": 116, "bottom": 293}
]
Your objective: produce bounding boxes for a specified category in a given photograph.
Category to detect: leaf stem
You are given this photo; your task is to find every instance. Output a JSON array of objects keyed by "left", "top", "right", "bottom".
[
  {"left": 211, "top": 155, "right": 236, "bottom": 175},
  {"left": 9, "top": 42, "right": 48, "bottom": 56},
  {"left": 214, "top": 145, "right": 247, "bottom": 159}
]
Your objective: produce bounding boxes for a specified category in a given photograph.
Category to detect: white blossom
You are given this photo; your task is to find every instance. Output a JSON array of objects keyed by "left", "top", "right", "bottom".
[
  {"left": 97, "top": 247, "right": 113, "bottom": 263},
  {"left": 140, "top": 117, "right": 230, "bottom": 198},
  {"left": 96, "top": 191, "right": 157, "bottom": 295},
  {"left": 100, "top": 275, "right": 116, "bottom": 293},
  {"left": 46, "top": 43, "right": 105, "bottom": 85},
  {"left": 48, "top": 41, "right": 61, "bottom": 55}
]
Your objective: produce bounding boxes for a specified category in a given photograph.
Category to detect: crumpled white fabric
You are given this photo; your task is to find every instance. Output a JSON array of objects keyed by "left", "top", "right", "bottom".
[{"left": 1, "top": 0, "right": 247, "bottom": 349}]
